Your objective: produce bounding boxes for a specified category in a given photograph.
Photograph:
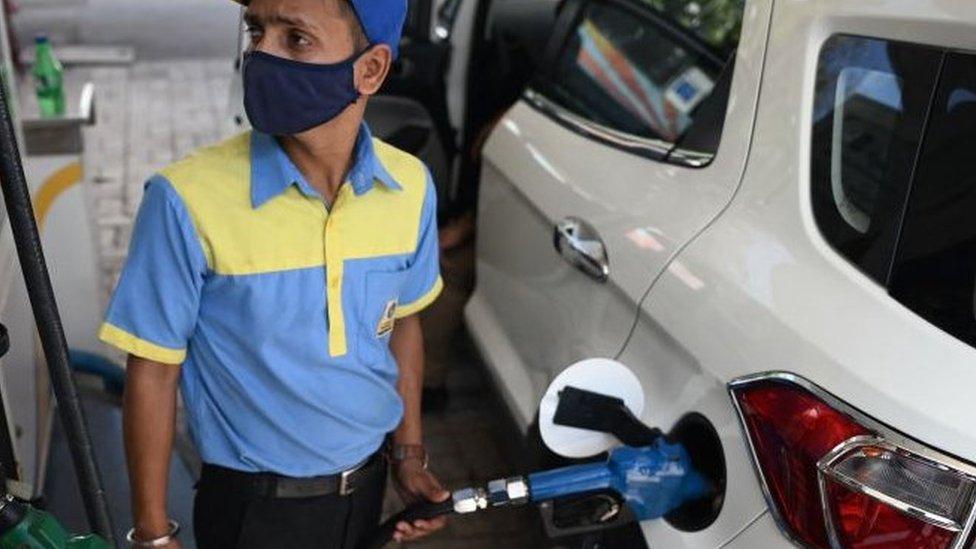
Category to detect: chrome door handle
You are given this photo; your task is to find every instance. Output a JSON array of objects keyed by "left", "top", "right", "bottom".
[{"left": 554, "top": 217, "right": 609, "bottom": 282}]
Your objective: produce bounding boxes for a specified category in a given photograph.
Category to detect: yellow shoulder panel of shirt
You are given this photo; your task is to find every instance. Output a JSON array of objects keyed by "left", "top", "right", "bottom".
[
  {"left": 156, "top": 132, "right": 430, "bottom": 276},
  {"left": 334, "top": 138, "right": 428, "bottom": 261}
]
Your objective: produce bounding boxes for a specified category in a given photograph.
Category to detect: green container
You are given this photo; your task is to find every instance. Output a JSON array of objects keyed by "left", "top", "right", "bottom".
[
  {"left": 32, "top": 35, "right": 65, "bottom": 118},
  {"left": 0, "top": 498, "right": 109, "bottom": 549}
]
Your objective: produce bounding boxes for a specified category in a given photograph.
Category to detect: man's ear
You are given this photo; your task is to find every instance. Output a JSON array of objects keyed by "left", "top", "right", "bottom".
[{"left": 354, "top": 44, "right": 393, "bottom": 96}]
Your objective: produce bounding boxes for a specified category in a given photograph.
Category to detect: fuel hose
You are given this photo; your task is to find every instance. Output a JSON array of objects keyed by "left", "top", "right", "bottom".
[
  {"left": 359, "top": 476, "right": 530, "bottom": 549},
  {"left": 0, "top": 74, "right": 115, "bottom": 543},
  {"left": 359, "top": 499, "right": 455, "bottom": 549}
]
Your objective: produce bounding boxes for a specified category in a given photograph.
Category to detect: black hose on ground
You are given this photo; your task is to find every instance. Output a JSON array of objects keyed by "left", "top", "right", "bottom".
[
  {"left": 359, "top": 499, "right": 455, "bottom": 549},
  {"left": 0, "top": 79, "right": 115, "bottom": 543}
]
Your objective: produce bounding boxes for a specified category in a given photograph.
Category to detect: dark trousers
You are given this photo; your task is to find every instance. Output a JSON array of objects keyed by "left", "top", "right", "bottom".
[{"left": 193, "top": 461, "right": 387, "bottom": 549}]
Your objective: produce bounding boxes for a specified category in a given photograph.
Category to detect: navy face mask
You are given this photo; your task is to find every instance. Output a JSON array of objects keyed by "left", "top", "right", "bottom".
[{"left": 242, "top": 50, "right": 362, "bottom": 136}]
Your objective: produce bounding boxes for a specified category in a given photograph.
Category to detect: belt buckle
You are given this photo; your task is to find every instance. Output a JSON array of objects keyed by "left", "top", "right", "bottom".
[{"left": 339, "top": 468, "right": 356, "bottom": 496}]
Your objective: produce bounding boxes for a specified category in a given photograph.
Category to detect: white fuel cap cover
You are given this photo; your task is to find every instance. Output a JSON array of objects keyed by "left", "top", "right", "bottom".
[{"left": 538, "top": 358, "right": 644, "bottom": 458}]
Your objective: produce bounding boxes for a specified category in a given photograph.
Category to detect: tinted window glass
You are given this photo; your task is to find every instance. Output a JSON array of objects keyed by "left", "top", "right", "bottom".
[
  {"left": 538, "top": 0, "right": 742, "bottom": 157},
  {"left": 811, "top": 36, "right": 943, "bottom": 283},
  {"left": 638, "top": 0, "right": 742, "bottom": 56},
  {"left": 890, "top": 52, "right": 976, "bottom": 348}
]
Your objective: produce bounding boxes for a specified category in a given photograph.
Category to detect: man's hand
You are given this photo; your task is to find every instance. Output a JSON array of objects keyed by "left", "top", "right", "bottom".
[{"left": 392, "top": 460, "right": 450, "bottom": 542}]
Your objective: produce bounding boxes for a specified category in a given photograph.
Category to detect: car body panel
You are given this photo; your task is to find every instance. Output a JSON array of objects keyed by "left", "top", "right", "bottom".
[
  {"left": 618, "top": 334, "right": 771, "bottom": 547},
  {"left": 467, "top": 0, "right": 774, "bottom": 428},
  {"left": 722, "top": 512, "right": 780, "bottom": 548},
  {"left": 626, "top": 0, "right": 976, "bottom": 545}
]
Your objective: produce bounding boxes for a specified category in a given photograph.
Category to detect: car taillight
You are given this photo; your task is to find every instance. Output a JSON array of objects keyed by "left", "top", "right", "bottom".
[{"left": 730, "top": 374, "right": 976, "bottom": 548}]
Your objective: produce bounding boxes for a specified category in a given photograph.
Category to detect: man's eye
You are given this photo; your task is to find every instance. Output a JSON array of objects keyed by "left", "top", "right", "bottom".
[{"left": 288, "top": 32, "right": 311, "bottom": 48}]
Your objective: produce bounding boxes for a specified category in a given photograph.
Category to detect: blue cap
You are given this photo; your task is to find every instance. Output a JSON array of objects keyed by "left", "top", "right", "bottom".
[
  {"left": 232, "top": 0, "right": 408, "bottom": 59},
  {"left": 348, "top": 0, "right": 408, "bottom": 59},
  {"left": 35, "top": 35, "right": 49, "bottom": 44}
]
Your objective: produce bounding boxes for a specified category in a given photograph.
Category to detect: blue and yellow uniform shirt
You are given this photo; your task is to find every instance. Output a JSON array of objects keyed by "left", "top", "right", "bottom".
[{"left": 98, "top": 124, "right": 443, "bottom": 477}]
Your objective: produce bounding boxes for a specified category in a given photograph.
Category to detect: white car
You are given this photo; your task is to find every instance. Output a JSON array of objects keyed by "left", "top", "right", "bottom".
[{"left": 465, "top": 0, "right": 976, "bottom": 547}]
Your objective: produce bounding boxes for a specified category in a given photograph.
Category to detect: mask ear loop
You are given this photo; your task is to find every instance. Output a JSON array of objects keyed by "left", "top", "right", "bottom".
[{"left": 352, "top": 43, "right": 376, "bottom": 61}]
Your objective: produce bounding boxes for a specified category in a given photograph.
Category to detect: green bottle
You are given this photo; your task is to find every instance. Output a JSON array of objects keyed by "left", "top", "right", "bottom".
[
  {"left": 32, "top": 35, "right": 65, "bottom": 118},
  {"left": 0, "top": 495, "right": 109, "bottom": 549}
]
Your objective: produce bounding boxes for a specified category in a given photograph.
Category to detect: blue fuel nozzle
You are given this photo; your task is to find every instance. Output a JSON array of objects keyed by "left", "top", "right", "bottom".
[
  {"left": 361, "top": 439, "right": 712, "bottom": 549},
  {"left": 527, "top": 438, "right": 711, "bottom": 521}
]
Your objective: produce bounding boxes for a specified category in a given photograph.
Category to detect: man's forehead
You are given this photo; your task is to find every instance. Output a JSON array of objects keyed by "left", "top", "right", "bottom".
[{"left": 245, "top": 0, "right": 343, "bottom": 23}]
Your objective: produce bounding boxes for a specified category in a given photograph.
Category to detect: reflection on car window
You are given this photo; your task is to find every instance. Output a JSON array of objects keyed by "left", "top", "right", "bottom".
[
  {"left": 810, "top": 35, "right": 942, "bottom": 284},
  {"left": 535, "top": 0, "right": 742, "bottom": 161},
  {"left": 890, "top": 52, "right": 976, "bottom": 349},
  {"left": 638, "top": 0, "right": 742, "bottom": 56},
  {"left": 831, "top": 67, "right": 902, "bottom": 234}
]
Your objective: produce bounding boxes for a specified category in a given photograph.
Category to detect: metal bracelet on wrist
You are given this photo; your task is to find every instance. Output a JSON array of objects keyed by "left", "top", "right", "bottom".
[
  {"left": 390, "top": 443, "right": 429, "bottom": 470},
  {"left": 126, "top": 519, "right": 180, "bottom": 547}
]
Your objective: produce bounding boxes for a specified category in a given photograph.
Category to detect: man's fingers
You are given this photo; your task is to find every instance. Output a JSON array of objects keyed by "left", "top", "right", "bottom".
[
  {"left": 419, "top": 473, "right": 450, "bottom": 502},
  {"left": 409, "top": 515, "right": 448, "bottom": 536},
  {"left": 396, "top": 521, "right": 417, "bottom": 539},
  {"left": 396, "top": 517, "right": 445, "bottom": 542}
]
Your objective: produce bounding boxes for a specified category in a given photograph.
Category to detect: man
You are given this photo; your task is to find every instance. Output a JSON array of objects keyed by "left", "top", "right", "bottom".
[{"left": 98, "top": 0, "right": 450, "bottom": 546}]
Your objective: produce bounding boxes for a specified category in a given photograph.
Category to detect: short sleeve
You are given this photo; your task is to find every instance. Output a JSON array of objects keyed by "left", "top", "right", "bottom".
[
  {"left": 395, "top": 168, "right": 443, "bottom": 318},
  {"left": 97, "top": 175, "right": 208, "bottom": 364}
]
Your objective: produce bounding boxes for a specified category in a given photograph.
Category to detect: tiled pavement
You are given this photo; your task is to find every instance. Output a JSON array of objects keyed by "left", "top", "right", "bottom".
[
  {"left": 79, "top": 59, "right": 240, "bottom": 312},
  {"left": 71, "top": 59, "right": 545, "bottom": 547}
]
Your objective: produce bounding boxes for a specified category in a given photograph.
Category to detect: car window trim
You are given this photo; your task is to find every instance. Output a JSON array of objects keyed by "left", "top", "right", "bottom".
[{"left": 523, "top": 87, "right": 674, "bottom": 161}]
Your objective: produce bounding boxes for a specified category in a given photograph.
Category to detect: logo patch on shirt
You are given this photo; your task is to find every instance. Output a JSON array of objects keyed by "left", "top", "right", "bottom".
[{"left": 376, "top": 300, "right": 397, "bottom": 337}]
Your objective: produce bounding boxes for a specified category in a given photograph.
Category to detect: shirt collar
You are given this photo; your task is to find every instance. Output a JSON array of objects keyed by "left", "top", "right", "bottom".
[{"left": 250, "top": 122, "right": 401, "bottom": 209}]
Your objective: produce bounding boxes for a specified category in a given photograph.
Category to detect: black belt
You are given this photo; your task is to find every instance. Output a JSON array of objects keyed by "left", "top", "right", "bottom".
[{"left": 199, "top": 450, "right": 386, "bottom": 499}]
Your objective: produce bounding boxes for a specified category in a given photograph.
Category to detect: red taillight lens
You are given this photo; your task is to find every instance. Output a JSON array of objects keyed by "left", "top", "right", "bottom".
[
  {"left": 734, "top": 382, "right": 868, "bottom": 546},
  {"left": 731, "top": 377, "right": 976, "bottom": 549}
]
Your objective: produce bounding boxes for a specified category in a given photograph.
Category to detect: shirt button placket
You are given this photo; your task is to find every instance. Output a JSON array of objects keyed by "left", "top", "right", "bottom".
[{"left": 323, "top": 205, "right": 331, "bottom": 315}]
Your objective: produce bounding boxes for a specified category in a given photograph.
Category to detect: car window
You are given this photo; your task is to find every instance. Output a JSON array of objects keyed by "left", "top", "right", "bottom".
[
  {"left": 637, "top": 0, "right": 741, "bottom": 57},
  {"left": 533, "top": 0, "right": 743, "bottom": 163},
  {"left": 810, "top": 35, "right": 943, "bottom": 284},
  {"left": 890, "top": 52, "right": 976, "bottom": 349}
]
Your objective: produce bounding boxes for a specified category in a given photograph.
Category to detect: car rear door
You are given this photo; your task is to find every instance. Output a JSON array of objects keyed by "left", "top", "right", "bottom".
[{"left": 466, "top": 0, "right": 772, "bottom": 428}]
